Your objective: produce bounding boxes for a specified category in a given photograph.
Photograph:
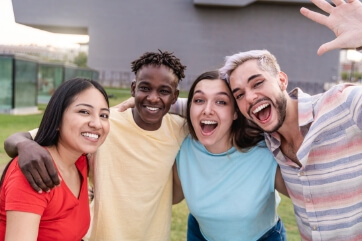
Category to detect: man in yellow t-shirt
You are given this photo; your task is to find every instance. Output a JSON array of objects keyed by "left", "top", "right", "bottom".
[{"left": 4, "top": 50, "right": 187, "bottom": 241}]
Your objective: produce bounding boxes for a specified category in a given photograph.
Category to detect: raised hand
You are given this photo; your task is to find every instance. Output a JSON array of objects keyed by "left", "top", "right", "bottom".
[{"left": 300, "top": 0, "right": 362, "bottom": 55}]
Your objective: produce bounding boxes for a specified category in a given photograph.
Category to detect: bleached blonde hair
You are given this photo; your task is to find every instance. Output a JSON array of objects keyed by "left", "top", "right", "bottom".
[{"left": 219, "top": 50, "right": 281, "bottom": 83}]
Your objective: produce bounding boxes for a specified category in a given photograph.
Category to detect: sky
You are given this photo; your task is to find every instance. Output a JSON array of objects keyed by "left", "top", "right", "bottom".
[{"left": 0, "top": 0, "right": 89, "bottom": 48}]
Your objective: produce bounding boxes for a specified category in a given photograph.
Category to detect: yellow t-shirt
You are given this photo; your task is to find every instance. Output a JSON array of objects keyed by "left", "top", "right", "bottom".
[{"left": 88, "top": 108, "right": 187, "bottom": 241}]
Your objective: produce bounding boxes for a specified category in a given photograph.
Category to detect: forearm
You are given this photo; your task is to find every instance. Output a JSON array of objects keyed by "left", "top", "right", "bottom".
[
  {"left": 172, "top": 163, "right": 185, "bottom": 204},
  {"left": 4, "top": 132, "right": 33, "bottom": 158},
  {"left": 169, "top": 98, "right": 187, "bottom": 118},
  {"left": 275, "top": 166, "right": 289, "bottom": 198}
]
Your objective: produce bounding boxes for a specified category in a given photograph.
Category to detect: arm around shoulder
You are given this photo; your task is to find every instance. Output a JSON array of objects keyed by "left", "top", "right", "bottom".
[
  {"left": 275, "top": 166, "right": 289, "bottom": 198},
  {"left": 4, "top": 131, "right": 60, "bottom": 193},
  {"left": 172, "top": 163, "right": 185, "bottom": 204},
  {"left": 4, "top": 132, "right": 33, "bottom": 158}
]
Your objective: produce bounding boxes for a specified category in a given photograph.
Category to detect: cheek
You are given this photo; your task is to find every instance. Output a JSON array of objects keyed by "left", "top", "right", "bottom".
[
  {"left": 103, "top": 121, "right": 111, "bottom": 135},
  {"left": 189, "top": 106, "right": 200, "bottom": 125}
]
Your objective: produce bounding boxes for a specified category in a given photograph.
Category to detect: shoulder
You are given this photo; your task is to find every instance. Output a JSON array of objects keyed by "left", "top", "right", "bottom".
[
  {"left": 321, "top": 83, "right": 361, "bottom": 101},
  {"left": 244, "top": 141, "right": 276, "bottom": 162},
  {"left": 163, "top": 113, "right": 188, "bottom": 137},
  {"left": 165, "top": 113, "right": 186, "bottom": 126}
]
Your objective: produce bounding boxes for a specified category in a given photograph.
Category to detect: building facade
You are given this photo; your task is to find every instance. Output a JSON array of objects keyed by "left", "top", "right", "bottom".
[{"left": 12, "top": 0, "right": 340, "bottom": 93}]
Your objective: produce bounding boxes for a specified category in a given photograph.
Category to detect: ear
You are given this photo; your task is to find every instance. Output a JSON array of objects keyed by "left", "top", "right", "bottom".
[
  {"left": 278, "top": 71, "right": 288, "bottom": 91},
  {"left": 233, "top": 111, "right": 238, "bottom": 120},
  {"left": 172, "top": 89, "right": 179, "bottom": 105},
  {"left": 131, "top": 80, "right": 136, "bottom": 97}
]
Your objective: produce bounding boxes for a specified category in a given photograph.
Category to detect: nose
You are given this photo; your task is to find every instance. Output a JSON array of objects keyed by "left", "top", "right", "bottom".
[
  {"left": 245, "top": 90, "right": 258, "bottom": 104},
  {"left": 89, "top": 116, "right": 102, "bottom": 129},
  {"left": 147, "top": 91, "right": 159, "bottom": 103},
  {"left": 203, "top": 102, "right": 214, "bottom": 115}
]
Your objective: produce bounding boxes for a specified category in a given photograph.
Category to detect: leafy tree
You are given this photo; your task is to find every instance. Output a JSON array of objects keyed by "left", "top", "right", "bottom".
[{"left": 73, "top": 52, "right": 88, "bottom": 67}]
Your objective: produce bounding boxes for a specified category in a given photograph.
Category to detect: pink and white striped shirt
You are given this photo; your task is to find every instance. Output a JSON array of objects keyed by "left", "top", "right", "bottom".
[{"left": 265, "top": 84, "right": 362, "bottom": 241}]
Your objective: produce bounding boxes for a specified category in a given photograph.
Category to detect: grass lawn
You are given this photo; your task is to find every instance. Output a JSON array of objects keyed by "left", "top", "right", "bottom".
[{"left": 0, "top": 87, "right": 300, "bottom": 240}]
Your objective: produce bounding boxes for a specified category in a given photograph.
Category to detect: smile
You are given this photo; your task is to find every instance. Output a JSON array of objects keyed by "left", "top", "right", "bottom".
[
  {"left": 82, "top": 132, "right": 99, "bottom": 139},
  {"left": 200, "top": 120, "right": 218, "bottom": 134},
  {"left": 146, "top": 106, "right": 161, "bottom": 111},
  {"left": 252, "top": 103, "right": 270, "bottom": 114},
  {"left": 251, "top": 103, "right": 271, "bottom": 122}
]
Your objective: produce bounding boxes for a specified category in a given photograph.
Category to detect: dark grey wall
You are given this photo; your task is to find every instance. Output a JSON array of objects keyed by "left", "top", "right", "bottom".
[{"left": 12, "top": 0, "right": 339, "bottom": 93}]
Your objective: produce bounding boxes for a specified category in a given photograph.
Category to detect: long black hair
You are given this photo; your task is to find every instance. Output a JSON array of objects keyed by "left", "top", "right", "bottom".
[{"left": 0, "top": 78, "right": 109, "bottom": 188}]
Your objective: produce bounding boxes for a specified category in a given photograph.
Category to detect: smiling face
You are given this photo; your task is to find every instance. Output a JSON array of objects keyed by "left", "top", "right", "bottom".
[
  {"left": 131, "top": 64, "right": 179, "bottom": 131},
  {"left": 190, "top": 79, "right": 237, "bottom": 153},
  {"left": 58, "top": 87, "right": 110, "bottom": 156},
  {"left": 229, "top": 59, "right": 288, "bottom": 133}
]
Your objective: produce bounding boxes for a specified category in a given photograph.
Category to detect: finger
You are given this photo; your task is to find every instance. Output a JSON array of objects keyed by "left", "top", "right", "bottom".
[
  {"left": 317, "top": 40, "right": 338, "bottom": 55},
  {"left": 310, "top": 0, "right": 334, "bottom": 13},
  {"left": 30, "top": 161, "right": 56, "bottom": 190},
  {"left": 23, "top": 171, "right": 43, "bottom": 193},
  {"left": 29, "top": 169, "right": 51, "bottom": 192},
  {"left": 43, "top": 159, "right": 61, "bottom": 186},
  {"left": 331, "top": 0, "right": 346, "bottom": 6},
  {"left": 117, "top": 104, "right": 126, "bottom": 112},
  {"left": 300, "top": 7, "right": 329, "bottom": 26}
]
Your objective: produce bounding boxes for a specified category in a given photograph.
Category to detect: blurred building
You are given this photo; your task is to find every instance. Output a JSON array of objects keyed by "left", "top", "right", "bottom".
[{"left": 12, "top": 0, "right": 340, "bottom": 93}]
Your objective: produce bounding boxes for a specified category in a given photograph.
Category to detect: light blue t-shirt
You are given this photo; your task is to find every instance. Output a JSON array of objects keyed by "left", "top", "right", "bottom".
[{"left": 176, "top": 135, "right": 279, "bottom": 241}]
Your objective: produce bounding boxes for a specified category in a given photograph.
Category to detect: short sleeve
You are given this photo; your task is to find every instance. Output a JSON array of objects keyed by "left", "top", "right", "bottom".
[
  {"left": 3, "top": 159, "right": 49, "bottom": 215},
  {"left": 29, "top": 128, "right": 39, "bottom": 140}
]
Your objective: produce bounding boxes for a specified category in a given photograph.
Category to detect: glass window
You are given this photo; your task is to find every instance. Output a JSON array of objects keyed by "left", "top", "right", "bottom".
[{"left": 0, "top": 56, "right": 13, "bottom": 110}]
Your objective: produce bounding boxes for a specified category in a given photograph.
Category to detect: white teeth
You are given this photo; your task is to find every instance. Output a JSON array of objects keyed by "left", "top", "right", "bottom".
[
  {"left": 253, "top": 104, "right": 269, "bottom": 114},
  {"left": 201, "top": 120, "right": 217, "bottom": 125},
  {"left": 82, "top": 133, "right": 99, "bottom": 139},
  {"left": 147, "top": 107, "right": 159, "bottom": 111}
]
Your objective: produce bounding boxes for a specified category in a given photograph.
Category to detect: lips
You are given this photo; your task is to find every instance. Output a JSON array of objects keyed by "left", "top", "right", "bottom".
[
  {"left": 81, "top": 132, "right": 100, "bottom": 140},
  {"left": 200, "top": 120, "right": 218, "bottom": 134},
  {"left": 252, "top": 103, "right": 271, "bottom": 121}
]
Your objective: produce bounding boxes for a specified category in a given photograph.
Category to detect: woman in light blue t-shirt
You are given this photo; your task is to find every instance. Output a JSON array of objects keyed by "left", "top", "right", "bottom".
[{"left": 173, "top": 71, "right": 288, "bottom": 241}]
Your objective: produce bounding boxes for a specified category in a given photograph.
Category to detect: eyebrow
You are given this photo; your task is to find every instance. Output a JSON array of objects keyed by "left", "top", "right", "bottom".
[
  {"left": 231, "top": 74, "right": 262, "bottom": 94},
  {"left": 194, "top": 90, "right": 231, "bottom": 97},
  {"left": 247, "top": 74, "right": 262, "bottom": 83},
  {"left": 76, "top": 103, "right": 110, "bottom": 112}
]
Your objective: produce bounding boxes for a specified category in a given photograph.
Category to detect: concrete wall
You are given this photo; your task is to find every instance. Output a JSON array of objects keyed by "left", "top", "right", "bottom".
[{"left": 12, "top": 0, "right": 339, "bottom": 93}]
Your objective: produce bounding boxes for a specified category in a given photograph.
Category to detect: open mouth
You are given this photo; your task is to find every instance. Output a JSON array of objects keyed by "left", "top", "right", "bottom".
[
  {"left": 200, "top": 120, "right": 218, "bottom": 134},
  {"left": 146, "top": 106, "right": 161, "bottom": 112},
  {"left": 252, "top": 103, "right": 271, "bottom": 122},
  {"left": 82, "top": 132, "right": 99, "bottom": 140}
]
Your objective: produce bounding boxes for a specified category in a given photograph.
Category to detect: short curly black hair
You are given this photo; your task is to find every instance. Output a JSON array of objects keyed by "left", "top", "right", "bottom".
[{"left": 131, "top": 50, "right": 186, "bottom": 83}]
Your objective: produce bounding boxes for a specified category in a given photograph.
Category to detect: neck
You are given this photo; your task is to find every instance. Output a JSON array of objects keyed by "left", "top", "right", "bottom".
[
  {"left": 276, "top": 97, "right": 301, "bottom": 143},
  {"left": 204, "top": 139, "right": 233, "bottom": 154},
  {"left": 47, "top": 144, "right": 81, "bottom": 170}
]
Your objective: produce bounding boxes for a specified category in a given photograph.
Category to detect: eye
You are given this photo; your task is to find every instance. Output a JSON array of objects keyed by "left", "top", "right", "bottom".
[
  {"left": 234, "top": 93, "right": 244, "bottom": 100},
  {"left": 160, "top": 89, "right": 171, "bottom": 95},
  {"left": 79, "top": 110, "right": 90, "bottom": 115},
  {"left": 216, "top": 100, "right": 227, "bottom": 105},
  {"left": 193, "top": 98, "right": 204, "bottom": 104},
  {"left": 100, "top": 113, "right": 109, "bottom": 119},
  {"left": 254, "top": 80, "right": 264, "bottom": 88},
  {"left": 139, "top": 86, "right": 149, "bottom": 91}
]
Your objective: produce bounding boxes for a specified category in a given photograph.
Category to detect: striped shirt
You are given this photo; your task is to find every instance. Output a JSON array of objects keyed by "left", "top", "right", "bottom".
[{"left": 264, "top": 84, "right": 362, "bottom": 241}]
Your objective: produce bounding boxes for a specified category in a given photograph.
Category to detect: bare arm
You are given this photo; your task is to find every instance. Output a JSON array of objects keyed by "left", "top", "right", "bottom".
[
  {"left": 300, "top": 0, "right": 362, "bottom": 55},
  {"left": 115, "top": 97, "right": 135, "bottom": 112},
  {"left": 4, "top": 132, "right": 31, "bottom": 158},
  {"left": 5, "top": 211, "right": 40, "bottom": 241},
  {"left": 172, "top": 163, "right": 184, "bottom": 204},
  {"left": 275, "top": 166, "right": 289, "bottom": 198},
  {"left": 3, "top": 132, "right": 59, "bottom": 193},
  {"left": 169, "top": 98, "right": 187, "bottom": 117}
]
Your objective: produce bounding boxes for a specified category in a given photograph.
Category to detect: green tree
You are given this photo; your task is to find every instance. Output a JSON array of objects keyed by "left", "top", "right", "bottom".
[{"left": 73, "top": 52, "right": 88, "bottom": 67}]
